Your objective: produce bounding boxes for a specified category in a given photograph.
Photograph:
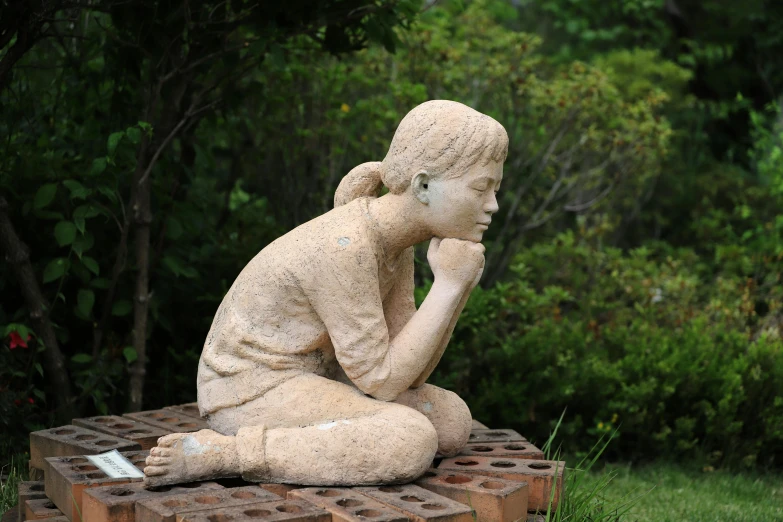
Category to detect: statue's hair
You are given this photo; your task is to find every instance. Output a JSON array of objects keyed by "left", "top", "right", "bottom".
[{"left": 334, "top": 100, "right": 508, "bottom": 207}]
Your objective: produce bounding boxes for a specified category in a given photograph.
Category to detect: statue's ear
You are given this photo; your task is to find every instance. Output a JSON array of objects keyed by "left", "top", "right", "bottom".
[{"left": 411, "top": 170, "right": 430, "bottom": 205}]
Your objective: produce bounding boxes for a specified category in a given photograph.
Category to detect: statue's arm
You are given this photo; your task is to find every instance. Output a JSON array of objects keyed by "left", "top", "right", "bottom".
[
  {"left": 409, "top": 287, "right": 471, "bottom": 388},
  {"left": 383, "top": 248, "right": 471, "bottom": 389}
]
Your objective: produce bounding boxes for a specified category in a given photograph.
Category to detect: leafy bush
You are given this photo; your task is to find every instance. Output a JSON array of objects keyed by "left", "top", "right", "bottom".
[{"left": 430, "top": 230, "right": 783, "bottom": 468}]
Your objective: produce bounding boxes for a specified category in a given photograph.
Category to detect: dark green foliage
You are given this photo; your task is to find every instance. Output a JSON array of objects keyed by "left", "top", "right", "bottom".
[{"left": 430, "top": 231, "right": 783, "bottom": 468}]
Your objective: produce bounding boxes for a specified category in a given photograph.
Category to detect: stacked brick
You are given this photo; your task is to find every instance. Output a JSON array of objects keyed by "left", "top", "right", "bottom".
[{"left": 14, "top": 404, "right": 563, "bottom": 521}]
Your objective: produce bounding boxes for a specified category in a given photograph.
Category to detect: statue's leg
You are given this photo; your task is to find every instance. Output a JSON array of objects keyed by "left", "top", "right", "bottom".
[
  {"left": 393, "top": 384, "right": 472, "bottom": 457},
  {"left": 145, "top": 374, "right": 438, "bottom": 487}
]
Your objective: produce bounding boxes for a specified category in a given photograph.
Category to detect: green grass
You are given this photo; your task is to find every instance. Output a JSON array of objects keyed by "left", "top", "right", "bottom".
[
  {"left": 0, "top": 457, "right": 26, "bottom": 515},
  {"left": 583, "top": 462, "right": 783, "bottom": 522}
]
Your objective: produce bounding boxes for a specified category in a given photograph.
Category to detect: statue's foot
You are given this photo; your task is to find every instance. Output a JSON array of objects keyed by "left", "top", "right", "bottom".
[{"left": 143, "top": 429, "right": 240, "bottom": 487}]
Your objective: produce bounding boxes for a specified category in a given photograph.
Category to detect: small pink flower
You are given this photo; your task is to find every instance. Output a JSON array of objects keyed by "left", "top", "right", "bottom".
[
  {"left": 8, "top": 331, "right": 30, "bottom": 349},
  {"left": 28, "top": 397, "right": 35, "bottom": 404}
]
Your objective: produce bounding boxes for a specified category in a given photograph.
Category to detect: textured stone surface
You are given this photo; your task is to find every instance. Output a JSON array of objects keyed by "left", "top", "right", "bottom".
[
  {"left": 415, "top": 468, "right": 528, "bottom": 522},
  {"left": 356, "top": 484, "right": 475, "bottom": 522},
  {"left": 258, "top": 484, "right": 304, "bottom": 498},
  {"left": 82, "top": 481, "right": 222, "bottom": 522},
  {"left": 134, "top": 486, "right": 280, "bottom": 522},
  {"left": 72, "top": 415, "right": 171, "bottom": 450},
  {"left": 144, "top": 100, "right": 509, "bottom": 488},
  {"left": 123, "top": 410, "right": 209, "bottom": 433},
  {"left": 24, "top": 498, "right": 62, "bottom": 521},
  {"left": 437, "top": 457, "right": 565, "bottom": 512},
  {"left": 471, "top": 419, "right": 489, "bottom": 430},
  {"left": 466, "top": 429, "right": 527, "bottom": 445},
  {"left": 177, "top": 500, "right": 331, "bottom": 522},
  {"left": 289, "top": 487, "right": 407, "bottom": 522},
  {"left": 457, "top": 441, "right": 544, "bottom": 460},
  {"left": 30, "top": 425, "right": 141, "bottom": 470},
  {"left": 44, "top": 451, "right": 149, "bottom": 521}
]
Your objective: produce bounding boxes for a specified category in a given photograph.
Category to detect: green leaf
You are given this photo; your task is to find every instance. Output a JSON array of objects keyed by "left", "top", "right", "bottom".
[
  {"left": 166, "top": 216, "right": 184, "bottom": 240},
  {"left": 126, "top": 127, "right": 141, "bottom": 144},
  {"left": 54, "top": 221, "right": 77, "bottom": 246},
  {"left": 33, "top": 388, "right": 46, "bottom": 401},
  {"left": 34, "top": 362, "right": 44, "bottom": 377},
  {"left": 90, "top": 277, "right": 110, "bottom": 289},
  {"left": 91, "top": 157, "right": 107, "bottom": 176},
  {"left": 71, "top": 353, "right": 92, "bottom": 364},
  {"left": 77, "top": 289, "right": 95, "bottom": 318},
  {"left": 138, "top": 121, "right": 152, "bottom": 133},
  {"left": 123, "top": 346, "right": 138, "bottom": 363},
  {"left": 112, "top": 300, "right": 132, "bottom": 316},
  {"left": 81, "top": 256, "right": 100, "bottom": 276},
  {"left": 43, "top": 258, "right": 69, "bottom": 283},
  {"left": 107, "top": 131, "right": 125, "bottom": 156},
  {"left": 34, "top": 183, "right": 58, "bottom": 209}
]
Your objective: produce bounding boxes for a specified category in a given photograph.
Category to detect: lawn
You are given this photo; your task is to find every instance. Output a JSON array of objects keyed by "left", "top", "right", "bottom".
[{"left": 584, "top": 462, "right": 783, "bottom": 522}]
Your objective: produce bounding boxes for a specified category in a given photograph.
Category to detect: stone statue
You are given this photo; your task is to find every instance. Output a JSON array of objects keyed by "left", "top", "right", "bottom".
[{"left": 143, "top": 100, "right": 508, "bottom": 487}]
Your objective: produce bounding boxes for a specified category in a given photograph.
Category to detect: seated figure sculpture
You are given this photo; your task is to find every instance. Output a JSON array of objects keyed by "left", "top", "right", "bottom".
[{"left": 143, "top": 100, "right": 508, "bottom": 487}]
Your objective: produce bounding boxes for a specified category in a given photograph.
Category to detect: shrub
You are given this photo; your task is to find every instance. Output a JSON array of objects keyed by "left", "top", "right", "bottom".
[{"left": 430, "top": 230, "right": 783, "bottom": 468}]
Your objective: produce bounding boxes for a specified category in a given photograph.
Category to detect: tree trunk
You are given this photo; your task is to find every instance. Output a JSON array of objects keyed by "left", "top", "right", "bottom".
[
  {"left": 0, "top": 196, "right": 75, "bottom": 420},
  {"left": 127, "top": 141, "right": 152, "bottom": 412}
]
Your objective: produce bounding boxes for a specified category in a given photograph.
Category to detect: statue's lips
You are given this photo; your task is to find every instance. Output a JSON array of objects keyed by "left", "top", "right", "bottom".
[{"left": 476, "top": 222, "right": 491, "bottom": 229}]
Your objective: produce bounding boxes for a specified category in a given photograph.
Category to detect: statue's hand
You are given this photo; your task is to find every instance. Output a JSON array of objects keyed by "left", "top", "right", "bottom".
[{"left": 429, "top": 238, "right": 485, "bottom": 292}]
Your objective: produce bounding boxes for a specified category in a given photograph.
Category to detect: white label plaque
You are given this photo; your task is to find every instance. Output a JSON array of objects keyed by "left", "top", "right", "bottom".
[{"left": 86, "top": 449, "right": 145, "bottom": 479}]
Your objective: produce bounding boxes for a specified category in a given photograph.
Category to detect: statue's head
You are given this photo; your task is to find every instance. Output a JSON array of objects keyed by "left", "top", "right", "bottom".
[{"left": 335, "top": 100, "right": 508, "bottom": 242}]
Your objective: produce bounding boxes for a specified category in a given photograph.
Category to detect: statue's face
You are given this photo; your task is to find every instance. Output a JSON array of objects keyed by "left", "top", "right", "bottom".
[{"left": 425, "top": 159, "right": 502, "bottom": 243}]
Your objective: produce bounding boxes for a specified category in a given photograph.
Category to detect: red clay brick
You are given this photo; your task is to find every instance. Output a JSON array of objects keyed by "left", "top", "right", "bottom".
[
  {"left": 415, "top": 468, "right": 528, "bottom": 522},
  {"left": 458, "top": 441, "right": 544, "bottom": 460},
  {"left": 162, "top": 403, "right": 202, "bottom": 419},
  {"left": 178, "top": 500, "right": 331, "bottom": 522},
  {"left": 289, "top": 487, "right": 407, "bottom": 522},
  {"left": 466, "top": 429, "right": 527, "bottom": 445},
  {"left": 18, "top": 481, "right": 46, "bottom": 521},
  {"left": 82, "top": 481, "right": 223, "bottom": 522},
  {"left": 24, "top": 498, "right": 63, "bottom": 520},
  {"left": 356, "top": 484, "right": 475, "bottom": 522},
  {"left": 471, "top": 419, "right": 489, "bottom": 430},
  {"left": 44, "top": 451, "right": 149, "bottom": 521},
  {"left": 123, "top": 410, "right": 209, "bottom": 433},
  {"left": 258, "top": 484, "right": 305, "bottom": 498},
  {"left": 29, "top": 425, "right": 141, "bottom": 470},
  {"left": 134, "top": 485, "right": 281, "bottom": 522},
  {"left": 72, "top": 416, "right": 172, "bottom": 450},
  {"left": 437, "top": 456, "right": 565, "bottom": 512}
]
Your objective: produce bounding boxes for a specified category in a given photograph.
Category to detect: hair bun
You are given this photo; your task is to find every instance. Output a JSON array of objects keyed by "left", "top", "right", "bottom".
[{"left": 334, "top": 162, "right": 384, "bottom": 207}]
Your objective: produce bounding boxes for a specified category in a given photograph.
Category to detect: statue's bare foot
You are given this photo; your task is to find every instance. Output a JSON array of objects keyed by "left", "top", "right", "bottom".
[{"left": 143, "top": 429, "right": 240, "bottom": 487}]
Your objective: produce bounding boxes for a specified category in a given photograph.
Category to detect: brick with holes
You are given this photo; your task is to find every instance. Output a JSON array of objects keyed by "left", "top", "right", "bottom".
[
  {"left": 289, "top": 487, "right": 407, "bottom": 522},
  {"left": 458, "top": 441, "right": 544, "bottom": 460},
  {"left": 437, "top": 457, "right": 565, "bottom": 512},
  {"left": 258, "top": 483, "right": 305, "bottom": 498},
  {"left": 17, "top": 481, "right": 46, "bottom": 521},
  {"left": 29, "top": 425, "right": 141, "bottom": 470},
  {"left": 134, "top": 485, "right": 281, "bottom": 522},
  {"left": 178, "top": 499, "right": 331, "bottom": 522},
  {"left": 82, "top": 481, "right": 223, "bottom": 522},
  {"left": 44, "top": 451, "right": 149, "bottom": 521},
  {"left": 466, "top": 429, "right": 527, "bottom": 445},
  {"left": 471, "top": 419, "right": 489, "bottom": 429},
  {"left": 355, "top": 484, "right": 474, "bottom": 522},
  {"left": 162, "top": 403, "right": 202, "bottom": 419},
  {"left": 72, "top": 415, "right": 172, "bottom": 450},
  {"left": 123, "top": 410, "right": 209, "bottom": 433},
  {"left": 415, "top": 468, "right": 528, "bottom": 522},
  {"left": 24, "top": 498, "right": 63, "bottom": 520}
]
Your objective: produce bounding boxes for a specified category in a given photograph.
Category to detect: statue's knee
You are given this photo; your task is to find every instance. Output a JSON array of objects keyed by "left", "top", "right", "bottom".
[
  {"left": 380, "top": 408, "right": 438, "bottom": 482},
  {"left": 431, "top": 389, "right": 472, "bottom": 457}
]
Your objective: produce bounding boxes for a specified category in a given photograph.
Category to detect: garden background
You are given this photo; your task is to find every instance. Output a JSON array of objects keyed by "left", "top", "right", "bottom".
[{"left": 1, "top": 0, "right": 782, "bottom": 519}]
